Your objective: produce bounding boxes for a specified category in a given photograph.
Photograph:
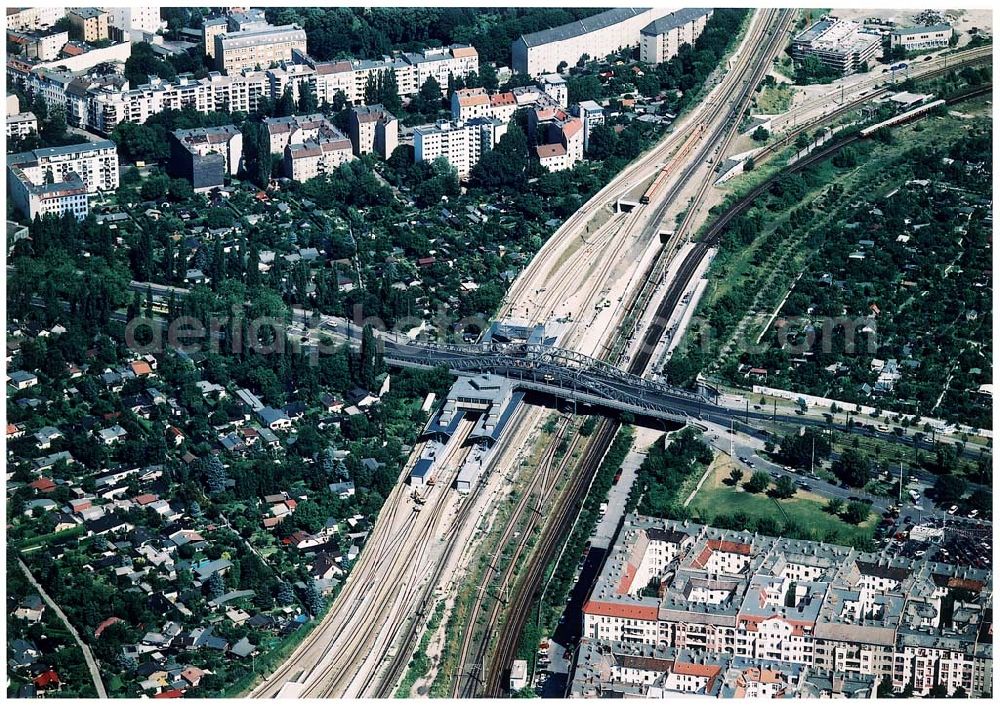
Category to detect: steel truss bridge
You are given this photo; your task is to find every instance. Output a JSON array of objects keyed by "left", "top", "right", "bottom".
[{"left": 382, "top": 339, "right": 711, "bottom": 423}]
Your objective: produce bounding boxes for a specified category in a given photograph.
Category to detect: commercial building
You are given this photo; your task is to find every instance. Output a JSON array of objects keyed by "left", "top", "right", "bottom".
[
  {"left": 168, "top": 125, "right": 243, "bottom": 192},
  {"left": 5, "top": 6, "right": 66, "bottom": 33},
  {"left": 7, "top": 140, "right": 118, "bottom": 220},
  {"left": 889, "top": 24, "right": 953, "bottom": 52},
  {"left": 214, "top": 24, "right": 307, "bottom": 74},
  {"left": 578, "top": 515, "right": 993, "bottom": 698},
  {"left": 413, "top": 118, "right": 507, "bottom": 177},
  {"left": 791, "top": 19, "right": 883, "bottom": 76},
  {"left": 639, "top": 8, "right": 713, "bottom": 64},
  {"left": 348, "top": 104, "right": 398, "bottom": 158},
  {"left": 512, "top": 7, "right": 682, "bottom": 76},
  {"left": 67, "top": 8, "right": 110, "bottom": 44},
  {"left": 7, "top": 111, "right": 37, "bottom": 138},
  {"left": 283, "top": 129, "right": 354, "bottom": 181}
]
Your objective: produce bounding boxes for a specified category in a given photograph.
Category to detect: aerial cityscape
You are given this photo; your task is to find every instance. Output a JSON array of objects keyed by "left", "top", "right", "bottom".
[{"left": 4, "top": 4, "right": 993, "bottom": 700}]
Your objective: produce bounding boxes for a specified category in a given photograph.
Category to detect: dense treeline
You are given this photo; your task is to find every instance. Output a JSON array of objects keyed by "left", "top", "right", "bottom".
[{"left": 263, "top": 7, "right": 604, "bottom": 64}]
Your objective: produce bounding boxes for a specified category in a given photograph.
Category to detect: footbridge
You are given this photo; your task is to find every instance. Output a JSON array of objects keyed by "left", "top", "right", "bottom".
[{"left": 382, "top": 338, "right": 710, "bottom": 424}]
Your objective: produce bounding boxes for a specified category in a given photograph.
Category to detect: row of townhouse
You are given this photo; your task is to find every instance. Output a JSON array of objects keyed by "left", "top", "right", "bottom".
[
  {"left": 7, "top": 44, "right": 478, "bottom": 137},
  {"left": 580, "top": 516, "right": 993, "bottom": 697}
]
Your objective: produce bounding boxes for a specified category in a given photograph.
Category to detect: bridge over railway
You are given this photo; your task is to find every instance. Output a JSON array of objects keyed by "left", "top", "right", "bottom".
[{"left": 382, "top": 338, "right": 711, "bottom": 424}]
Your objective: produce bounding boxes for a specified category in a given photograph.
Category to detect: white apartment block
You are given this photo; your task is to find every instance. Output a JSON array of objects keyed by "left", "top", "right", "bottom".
[
  {"left": 283, "top": 130, "right": 354, "bottom": 181},
  {"left": 512, "top": 7, "right": 682, "bottom": 76},
  {"left": 348, "top": 104, "right": 398, "bottom": 158},
  {"left": 5, "top": 6, "right": 66, "bottom": 32},
  {"left": 578, "top": 516, "right": 992, "bottom": 698},
  {"left": 214, "top": 24, "right": 307, "bottom": 74},
  {"left": 7, "top": 140, "right": 118, "bottom": 220},
  {"left": 538, "top": 74, "right": 568, "bottom": 107},
  {"left": 7, "top": 111, "right": 37, "bottom": 138},
  {"left": 572, "top": 99, "right": 605, "bottom": 153},
  {"left": 103, "top": 7, "right": 166, "bottom": 41},
  {"left": 639, "top": 8, "right": 713, "bottom": 64},
  {"left": 890, "top": 24, "right": 953, "bottom": 52},
  {"left": 413, "top": 118, "right": 506, "bottom": 177}
]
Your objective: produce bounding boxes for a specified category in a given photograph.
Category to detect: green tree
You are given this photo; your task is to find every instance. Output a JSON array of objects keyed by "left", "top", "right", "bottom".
[
  {"left": 744, "top": 470, "right": 770, "bottom": 494},
  {"left": 298, "top": 81, "right": 318, "bottom": 113},
  {"left": 842, "top": 500, "right": 872, "bottom": 525},
  {"left": 832, "top": 448, "right": 872, "bottom": 488},
  {"left": 772, "top": 475, "right": 796, "bottom": 499},
  {"left": 751, "top": 125, "right": 769, "bottom": 142},
  {"left": 727, "top": 467, "right": 744, "bottom": 486}
]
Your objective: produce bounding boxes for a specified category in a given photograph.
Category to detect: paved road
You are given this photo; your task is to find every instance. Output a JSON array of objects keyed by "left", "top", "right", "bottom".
[{"left": 18, "top": 559, "right": 108, "bottom": 699}]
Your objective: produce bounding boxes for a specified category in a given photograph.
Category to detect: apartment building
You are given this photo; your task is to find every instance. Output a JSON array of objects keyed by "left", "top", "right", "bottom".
[
  {"left": 571, "top": 641, "right": 877, "bottom": 698},
  {"left": 203, "top": 17, "right": 228, "bottom": 60},
  {"left": 538, "top": 73, "right": 568, "bottom": 107},
  {"left": 578, "top": 515, "right": 992, "bottom": 698},
  {"left": 512, "top": 7, "right": 681, "bottom": 76},
  {"left": 890, "top": 24, "right": 953, "bottom": 52},
  {"left": 572, "top": 99, "right": 605, "bottom": 153},
  {"left": 348, "top": 104, "right": 399, "bottom": 158},
  {"left": 67, "top": 8, "right": 110, "bottom": 43},
  {"left": 5, "top": 6, "right": 66, "bottom": 32},
  {"left": 168, "top": 125, "right": 243, "bottom": 192},
  {"left": 639, "top": 8, "right": 714, "bottom": 64},
  {"left": 791, "top": 19, "right": 883, "bottom": 75},
  {"left": 104, "top": 7, "right": 165, "bottom": 42},
  {"left": 531, "top": 106, "right": 584, "bottom": 171},
  {"left": 7, "top": 30, "right": 68, "bottom": 61},
  {"left": 283, "top": 129, "right": 354, "bottom": 181},
  {"left": 9, "top": 44, "right": 479, "bottom": 135},
  {"left": 264, "top": 113, "right": 337, "bottom": 154},
  {"left": 7, "top": 111, "right": 37, "bottom": 138},
  {"left": 214, "top": 24, "right": 307, "bottom": 74},
  {"left": 7, "top": 140, "right": 118, "bottom": 220},
  {"left": 413, "top": 118, "right": 506, "bottom": 177}
]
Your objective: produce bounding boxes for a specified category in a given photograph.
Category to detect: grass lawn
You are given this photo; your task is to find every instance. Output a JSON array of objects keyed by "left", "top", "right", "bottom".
[
  {"left": 689, "top": 456, "right": 876, "bottom": 545},
  {"left": 754, "top": 83, "right": 795, "bottom": 114}
]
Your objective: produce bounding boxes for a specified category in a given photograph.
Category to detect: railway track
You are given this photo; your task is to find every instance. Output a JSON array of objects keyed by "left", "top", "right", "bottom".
[
  {"left": 451, "top": 417, "right": 576, "bottom": 697},
  {"left": 753, "top": 47, "right": 992, "bottom": 167},
  {"left": 477, "top": 9, "right": 795, "bottom": 696}
]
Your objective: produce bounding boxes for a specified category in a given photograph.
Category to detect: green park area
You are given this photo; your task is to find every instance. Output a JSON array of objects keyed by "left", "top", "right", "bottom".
[{"left": 688, "top": 455, "right": 877, "bottom": 547}]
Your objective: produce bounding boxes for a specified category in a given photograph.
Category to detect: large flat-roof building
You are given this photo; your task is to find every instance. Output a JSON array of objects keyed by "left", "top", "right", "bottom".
[
  {"left": 639, "top": 8, "right": 713, "bottom": 64},
  {"left": 578, "top": 515, "right": 993, "bottom": 698},
  {"left": 413, "top": 117, "right": 506, "bottom": 177},
  {"left": 7, "top": 140, "right": 118, "bottom": 220},
  {"left": 168, "top": 125, "right": 243, "bottom": 192},
  {"left": 890, "top": 24, "right": 953, "bottom": 52},
  {"left": 791, "top": 19, "right": 883, "bottom": 75},
  {"left": 214, "top": 24, "right": 307, "bottom": 74},
  {"left": 512, "top": 7, "right": 682, "bottom": 76}
]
